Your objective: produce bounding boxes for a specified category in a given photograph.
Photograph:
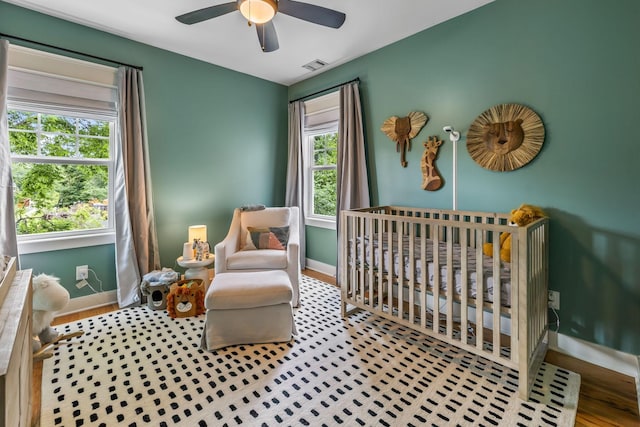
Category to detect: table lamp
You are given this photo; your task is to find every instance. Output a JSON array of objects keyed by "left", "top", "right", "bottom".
[
  {"left": 188, "top": 225, "right": 207, "bottom": 244},
  {"left": 183, "top": 225, "right": 207, "bottom": 260}
]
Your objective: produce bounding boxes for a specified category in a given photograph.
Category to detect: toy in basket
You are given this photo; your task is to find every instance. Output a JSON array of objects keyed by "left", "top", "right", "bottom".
[{"left": 166, "top": 279, "right": 205, "bottom": 318}]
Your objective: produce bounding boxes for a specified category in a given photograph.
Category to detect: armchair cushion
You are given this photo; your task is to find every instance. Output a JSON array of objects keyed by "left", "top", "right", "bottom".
[{"left": 226, "top": 250, "right": 288, "bottom": 270}]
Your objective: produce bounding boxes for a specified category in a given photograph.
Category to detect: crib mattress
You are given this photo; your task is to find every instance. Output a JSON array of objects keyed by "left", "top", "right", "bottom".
[{"left": 350, "top": 233, "right": 512, "bottom": 306}]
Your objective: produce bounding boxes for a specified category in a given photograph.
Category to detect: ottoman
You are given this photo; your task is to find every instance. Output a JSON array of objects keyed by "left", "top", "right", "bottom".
[{"left": 201, "top": 270, "right": 296, "bottom": 351}]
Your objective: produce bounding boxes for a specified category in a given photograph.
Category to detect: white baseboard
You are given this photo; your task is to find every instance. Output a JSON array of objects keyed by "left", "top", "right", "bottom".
[
  {"left": 57, "top": 290, "right": 118, "bottom": 316},
  {"left": 549, "top": 331, "right": 640, "bottom": 381},
  {"left": 550, "top": 332, "right": 640, "bottom": 414},
  {"left": 305, "top": 258, "right": 336, "bottom": 278}
]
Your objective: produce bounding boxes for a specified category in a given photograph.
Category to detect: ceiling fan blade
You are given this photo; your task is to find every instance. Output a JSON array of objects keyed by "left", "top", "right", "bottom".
[
  {"left": 176, "top": 2, "right": 237, "bottom": 25},
  {"left": 256, "top": 21, "right": 279, "bottom": 52},
  {"left": 277, "top": 0, "right": 346, "bottom": 28}
]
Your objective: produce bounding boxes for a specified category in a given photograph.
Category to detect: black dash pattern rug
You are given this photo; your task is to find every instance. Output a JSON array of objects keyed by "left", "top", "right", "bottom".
[{"left": 42, "top": 275, "right": 580, "bottom": 426}]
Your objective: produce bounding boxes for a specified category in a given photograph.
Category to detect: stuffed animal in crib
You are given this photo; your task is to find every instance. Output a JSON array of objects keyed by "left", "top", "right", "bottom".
[
  {"left": 32, "top": 274, "right": 84, "bottom": 360},
  {"left": 482, "top": 204, "right": 546, "bottom": 263}
]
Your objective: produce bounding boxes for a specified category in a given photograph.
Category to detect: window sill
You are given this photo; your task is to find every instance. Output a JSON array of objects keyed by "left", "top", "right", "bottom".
[
  {"left": 18, "top": 231, "right": 116, "bottom": 254},
  {"left": 305, "top": 216, "right": 336, "bottom": 230}
]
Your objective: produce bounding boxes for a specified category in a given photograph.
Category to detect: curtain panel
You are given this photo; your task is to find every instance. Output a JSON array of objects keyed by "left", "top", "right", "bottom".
[
  {"left": 0, "top": 40, "right": 18, "bottom": 260},
  {"left": 115, "top": 67, "right": 160, "bottom": 307},
  {"left": 337, "top": 81, "right": 370, "bottom": 222},
  {"left": 285, "top": 101, "right": 306, "bottom": 269},
  {"left": 336, "top": 81, "right": 370, "bottom": 275}
]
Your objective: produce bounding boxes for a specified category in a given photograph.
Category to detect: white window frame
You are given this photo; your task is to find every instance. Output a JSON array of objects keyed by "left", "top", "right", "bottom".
[
  {"left": 303, "top": 123, "right": 338, "bottom": 230},
  {"left": 302, "top": 91, "right": 340, "bottom": 230},
  {"left": 8, "top": 105, "right": 117, "bottom": 254},
  {"left": 7, "top": 45, "right": 118, "bottom": 254}
]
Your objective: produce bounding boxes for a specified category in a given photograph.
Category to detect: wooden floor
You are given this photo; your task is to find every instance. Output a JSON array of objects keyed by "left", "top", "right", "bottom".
[{"left": 32, "top": 269, "right": 639, "bottom": 427}]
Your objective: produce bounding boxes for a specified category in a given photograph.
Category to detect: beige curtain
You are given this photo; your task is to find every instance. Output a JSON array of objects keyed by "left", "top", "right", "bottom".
[
  {"left": 285, "top": 101, "right": 306, "bottom": 269},
  {"left": 0, "top": 40, "right": 18, "bottom": 260},
  {"left": 336, "top": 81, "right": 370, "bottom": 275},
  {"left": 115, "top": 66, "right": 160, "bottom": 307},
  {"left": 337, "top": 81, "right": 370, "bottom": 222}
]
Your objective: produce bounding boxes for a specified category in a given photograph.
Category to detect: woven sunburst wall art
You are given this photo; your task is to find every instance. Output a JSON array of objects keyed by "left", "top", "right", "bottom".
[{"left": 466, "top": 103, "right": 545, "bottom": 172}]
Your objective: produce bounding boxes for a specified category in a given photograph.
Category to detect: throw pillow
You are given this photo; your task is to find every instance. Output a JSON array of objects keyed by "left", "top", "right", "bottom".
[{"left": 246, "top": 226, "right": 289, "bottom": 250}]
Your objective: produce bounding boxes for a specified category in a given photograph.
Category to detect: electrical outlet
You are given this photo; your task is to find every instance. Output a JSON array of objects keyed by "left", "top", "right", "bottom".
[
  {"left": 76, "top": 265, "right": 89, "bottom": 281},
  {"left": 548, "top": 290, "right": 560, "bottom": 310}
]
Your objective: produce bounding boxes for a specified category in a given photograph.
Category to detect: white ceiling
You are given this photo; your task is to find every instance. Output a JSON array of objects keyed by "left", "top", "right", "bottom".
[{"left": 4, "top": 0, "right": 494, "bottom": 86}]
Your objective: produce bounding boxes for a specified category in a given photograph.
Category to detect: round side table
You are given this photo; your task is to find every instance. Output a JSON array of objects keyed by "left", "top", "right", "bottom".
[{"left": 177, "top": 255, "right": 214, "bottom": 291}]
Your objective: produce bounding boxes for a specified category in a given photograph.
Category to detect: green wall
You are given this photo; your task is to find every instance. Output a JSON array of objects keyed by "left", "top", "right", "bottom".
[
  {"left": 1, "top": 2, "right": 288, "bottom": 292},
  {"left": 290, "top": 0, "right": 640, "bottom": 354}
]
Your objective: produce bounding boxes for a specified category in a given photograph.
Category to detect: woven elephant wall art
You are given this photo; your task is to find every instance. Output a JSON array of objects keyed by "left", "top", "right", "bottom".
[{"left": 381, "top": 111, "right": 428, "bottom": 167}]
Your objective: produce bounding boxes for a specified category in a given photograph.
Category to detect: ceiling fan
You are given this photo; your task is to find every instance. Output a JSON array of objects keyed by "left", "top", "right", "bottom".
[{"left": 175, "top": 0, "right": 346, "bottom": 53}]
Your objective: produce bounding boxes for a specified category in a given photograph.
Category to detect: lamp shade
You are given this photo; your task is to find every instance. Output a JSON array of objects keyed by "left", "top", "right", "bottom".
[
  {"left": 188, "top": 225, "right": 207, "bottom": 243},
  {"left": 239, "top": 0, "right": 276, "bottom": 24}
]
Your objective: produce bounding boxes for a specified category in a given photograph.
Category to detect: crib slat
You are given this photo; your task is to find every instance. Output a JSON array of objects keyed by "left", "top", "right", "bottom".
[
  {"left": 397, "top": 219, "right": 404, "bottom": 319},
  {"left": 475, "top": 233, "right": 485, "bottom": 352},
  {"left": 460, "top": 228, "right": 469, "bottom": 345},
  {"left": 348, "top": 213, "right": 356, "bottom": 304},
  {"left": 366, "top": 216, "right": 373, "bottom": 307},
  {"left": 432, "top": 225, "right": 441, "bottom": 333},
  {"left": 420, "top": 223, "right": 427, "bottom": 329},
  {"left": 358, "top": 216, "right": 364, "bottom": 306},
  {"left": 386, "top": 218, "right": 393, "bottom": 314},
  {"left": 511, "top": 227, "right": 520, "bottom": 365},
  {"left": 446, "top": 226, "right": 454, "bottom": 338},
  {"left": 408, "top": 221, "right": 415, "bottom": 322},
  {"left": 377, "top": 216, "right": 384, "bottom": 310},
  {"left": 493, "top": 231, "right": 502, "bottom": 358}
]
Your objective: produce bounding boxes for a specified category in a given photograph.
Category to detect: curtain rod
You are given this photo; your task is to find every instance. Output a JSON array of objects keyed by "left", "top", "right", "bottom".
[
  {"left": 0, "top": 33, "right": 144, "bottom": 71},
  {"left": 289, "top": 77, "right": 360, "bottom": 104}
]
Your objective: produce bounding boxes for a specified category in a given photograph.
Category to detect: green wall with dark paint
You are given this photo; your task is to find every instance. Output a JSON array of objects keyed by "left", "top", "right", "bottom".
[
  {"left": 290, "top": 0, "right": 640, "bottom": 354},
  {"left": 1, "top": 1, "right": 288, "bottom": 291}
]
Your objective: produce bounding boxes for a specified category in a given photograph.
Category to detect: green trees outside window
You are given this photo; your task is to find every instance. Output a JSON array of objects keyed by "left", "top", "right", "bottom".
[
  {"left": 311, "top": 132, "right": 337, "bottom": 217},
  {"left": 8, "top": 109, "right": 112, "bottom": 235}
]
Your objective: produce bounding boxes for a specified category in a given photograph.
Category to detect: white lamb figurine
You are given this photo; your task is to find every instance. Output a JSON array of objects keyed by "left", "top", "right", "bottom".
[{"left": 32, "top": 274, "right": 83, "bottom": 359}]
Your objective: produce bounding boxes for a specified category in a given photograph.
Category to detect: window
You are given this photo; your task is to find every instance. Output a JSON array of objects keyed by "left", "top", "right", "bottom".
[
  {"left": 305, "top": 128, "right": 338, "bottom": 227},
  {"left": 303, "top": 91, "right": 339, "bottom": 229},
  {"left": 8, "top": 108, "right": 114, "bottom": 238},
  {"left": 7, "top": 45, "right": 118, "bottom": 253}
]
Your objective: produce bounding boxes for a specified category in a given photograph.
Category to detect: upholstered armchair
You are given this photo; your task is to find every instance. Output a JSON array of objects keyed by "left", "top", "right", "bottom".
[{"left": 214, "top": 207, "right": 301, "bottom": 307}]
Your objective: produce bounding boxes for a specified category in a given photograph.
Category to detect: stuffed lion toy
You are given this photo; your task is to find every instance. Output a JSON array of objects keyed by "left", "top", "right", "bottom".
[
  {"left": 166, "top": 279, "right": 205, "bottom": 318},
  {"left": 482, "top": 204, "right": 546, "bottom": 263}
]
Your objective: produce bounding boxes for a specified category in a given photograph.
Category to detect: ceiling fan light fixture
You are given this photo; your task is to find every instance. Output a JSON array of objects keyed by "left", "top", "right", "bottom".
[{"left": 239, "top": 0, "right": 277, "bottom": 24}]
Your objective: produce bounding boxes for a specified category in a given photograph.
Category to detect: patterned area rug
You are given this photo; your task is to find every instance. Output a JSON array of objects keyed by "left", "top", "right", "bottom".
[{"left": 42, "top": 275, "right": 580, "bottom": 426}]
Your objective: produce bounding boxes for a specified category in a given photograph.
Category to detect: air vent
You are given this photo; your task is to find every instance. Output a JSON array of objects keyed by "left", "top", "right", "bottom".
[{"left": 302, "top": 59, "right": 328, "bottom": 72}]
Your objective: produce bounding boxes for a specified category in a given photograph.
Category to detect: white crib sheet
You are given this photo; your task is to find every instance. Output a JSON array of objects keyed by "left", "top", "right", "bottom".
[{"left": 350, "top": 233, "right": 513, "bottom": 306}]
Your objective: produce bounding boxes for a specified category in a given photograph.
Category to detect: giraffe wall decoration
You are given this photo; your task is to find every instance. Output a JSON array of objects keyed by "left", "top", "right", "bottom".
[{"left": 421, "top": 136, "right": 444, "bottom": 191}]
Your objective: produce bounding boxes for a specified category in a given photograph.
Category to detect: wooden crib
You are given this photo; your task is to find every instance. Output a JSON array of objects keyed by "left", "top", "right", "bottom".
[{"left": 339, "top": 206, "right": 549, "bottom": 400}]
